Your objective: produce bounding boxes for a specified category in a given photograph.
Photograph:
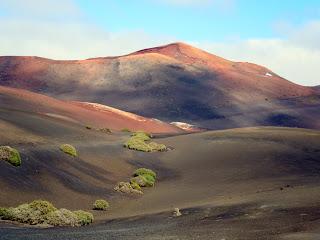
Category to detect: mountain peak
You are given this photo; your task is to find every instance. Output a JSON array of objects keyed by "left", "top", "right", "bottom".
[{"left": 131, "top": 42, "right": 230, "bottom": 66}]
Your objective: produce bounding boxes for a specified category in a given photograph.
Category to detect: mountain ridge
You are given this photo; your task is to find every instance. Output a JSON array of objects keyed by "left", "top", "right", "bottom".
[{"left": 0, "top": 42, "right": 319, "bottom": 129}]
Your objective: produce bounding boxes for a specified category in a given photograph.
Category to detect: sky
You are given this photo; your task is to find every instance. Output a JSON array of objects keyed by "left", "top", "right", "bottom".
[{"left": 0, "top": 0, "right": 319, "bottom": 86}]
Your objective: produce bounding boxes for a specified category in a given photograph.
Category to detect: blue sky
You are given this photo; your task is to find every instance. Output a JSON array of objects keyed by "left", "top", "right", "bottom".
[
  {"left": 0, "top": 0, "right": 319, "bottom": 86},
  {"left": 77, "top": 0, "right": 320, "bottom": 41}
]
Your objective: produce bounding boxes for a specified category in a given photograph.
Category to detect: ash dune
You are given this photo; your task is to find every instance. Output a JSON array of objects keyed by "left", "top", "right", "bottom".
[
  {"left": 0, "top": 86, "right": 181, "bottom": 133},
  {"left": 1, "top": 42, "right": 319, "bottom": 129},
  {"left": 0, "top": 111, "right": 319, "bottom": 239}
]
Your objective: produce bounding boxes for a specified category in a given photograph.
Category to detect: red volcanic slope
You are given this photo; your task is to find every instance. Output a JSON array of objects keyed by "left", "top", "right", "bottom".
[
  {"left": 130, "top": 43, "right": 314, "bottom": 99},
  {"left": 0, "top": 42, "right": 318, "bottom": 130},
  {"left": 0, "top": 42, "right": 315, "bottom": 101},
  {"left": 0, "top": 86, "right": 181, "bottom": 133}
]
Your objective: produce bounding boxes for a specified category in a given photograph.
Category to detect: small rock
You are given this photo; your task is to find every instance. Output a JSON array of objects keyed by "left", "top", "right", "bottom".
[{"left": 173, "top": 208, "right": 182, "bottom": 217}]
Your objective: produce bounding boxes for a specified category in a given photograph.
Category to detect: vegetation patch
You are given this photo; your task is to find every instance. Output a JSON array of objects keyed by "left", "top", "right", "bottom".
[
  {"left": 0, "top": 146, "right": 21, "bottom": 167},
  {"left": 73, "top": 210, "right": 94, "bottom": 225},
  {"left": 0, "top": 200, "right": 93, "bottom": 227},
  {"left": 132, "top": 168, "right": 156, "bottom": 187},
  {"left": 124, "top": 132, "right": 166, "bottom": 152},
  {"left": 60, "top": 144, "right": 77, "bottom": 157},
  {"left": 134, "top": 168, "right": 157, "bottom": 179},
  {"left": 115, "top": 168, "right": 157, "bottom": 194},
  {"left": 93, "top": 200, "right": 109, "bottom": 211},
  {"left": 114, "top": 182, "right": 143, "bottom": 195}
]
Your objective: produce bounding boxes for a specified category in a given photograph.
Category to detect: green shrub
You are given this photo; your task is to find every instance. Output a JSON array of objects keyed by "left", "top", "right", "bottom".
[
  {"left": 142, "top": 174, "right": 156, "bottom": 187},
  {"left": 6, "top": 200, "right": 57, "bottom": 224},
  {"left": 131, "top": 131, "right": 152, "bottom": 138},
  {"left": 74, "top": 210, "right": 94, "bottom": 225},
  {"left": 130, "top": 182, "right": 142, "bottom": 191},
  {"left": 0, "top": 200, "right": 93, "bottom": 227},
  {"left": 131, "top": 168, "right": 157, "bottom": 188},
  {"left": 0, "top": 146, "right": 21, "bottom": 167},
  {"left": 46, "top": 208, "right": 78, "bottom": 227},
  {"left": 124, "top": 132, "right": 166, "bottom": 152},
  {"left": 114, "top": 182, "right": 143, "bottom": 195},
  {"left": 60, "top": 144, "right": 77, "bottom": 157},
  {"left": 0, "top": 207, "right": 13, "bottom": 220},
  {"left": 130, "top": 175, "right": 147, "bottom": 187},
  {"left": 134, "top": 168, "right": 157, "bottom": 179},
  {"left": 28, "top": 200, "right": 57, "bottom": 215},
  {"left": 93, "top": 200, "right": 109, "bottom": 211}
]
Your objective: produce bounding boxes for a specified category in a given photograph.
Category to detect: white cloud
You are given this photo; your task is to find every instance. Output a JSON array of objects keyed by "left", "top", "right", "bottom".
[
  {"left": 0, "top": 0, "right": 175, "bottom": 59},
  {"left": 195, "top": 21, "right": 320, "bottom": 86},
  {"left": 0, "top": 0, "right": 81, "bottom": 18}
]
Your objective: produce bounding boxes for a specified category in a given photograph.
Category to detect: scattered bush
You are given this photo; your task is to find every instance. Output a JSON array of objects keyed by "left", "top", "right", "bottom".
[
  {"left": 29, "top": 200, "right": 57, "bottom": 215},
  {"left": 114, "top": 182, "right": 143, "bottom": 195},
  {"left": 132, "top": 168, "right": 156, "bottom": 187},
  {"left": 115, "top": 168, "right": 157, "bottom": 195},
  {"left": 124, "top": 132, "right": 166, "bottom": 152},
  {"left": 1, "top": 200, "right": 57, "bottom": 225},
  {"left": 130, "top": 181, "right": 142, "bottom": 191},
  {"left": 0, "top": 207, "right": 13, "bottom": 220},
  {"left": 142, "top": 174, "right": 156, "bottom": 187},
  {"left": 60, "top": 144, "right": 77, "bottom": 157},
  {"left": 134, "top": 168, "right": 157, "bottom": 179},
  {"left": 85, "top": 125, "right": 92, "bottom": 130},
  {"left": 74, "top": 210, "right": 94, "bottom": 225},
  {"left": 0, "top": 146, "right": 21, "bottom": 167},
  {"left": 0, "top": 200, "right": 93, "bottom": 227},
  {"left": 130, "top": 175, "right": 148, "bottom": 187},
  {"left": 93, "top": 200, "right": 109, "bottom": 211},
  {"left": 46, "top": 208, "right": 78, "bottom": 227}
]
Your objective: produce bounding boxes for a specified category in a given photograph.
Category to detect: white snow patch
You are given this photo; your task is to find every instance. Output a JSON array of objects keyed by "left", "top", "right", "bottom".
[
  {"left": 265, "top": 72, "right": 273, "bottom": 77},
  {"left": 171, "top": 122, "right": 196, "bottom": 131}
]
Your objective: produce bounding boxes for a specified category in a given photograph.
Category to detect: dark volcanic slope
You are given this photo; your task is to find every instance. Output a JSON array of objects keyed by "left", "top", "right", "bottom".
[
  {"left": 0, "top": 110, "right": 320, "bottom": 239},
  {"left": 0, "top": 43, "right": 319, "bottom": 129}
]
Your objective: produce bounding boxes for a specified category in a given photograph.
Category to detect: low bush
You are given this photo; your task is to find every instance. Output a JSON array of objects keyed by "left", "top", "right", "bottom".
[
  {"left": 130, "top": 181, "right": 142, "bottom": 191},
  {"left": 60, "top": 144, "right": 77, "bottom": 157},
  {"left": 130, "top": 175, "right": 155, "bottom": 187},
  {"left": 124, "top": 132, "right": 166, "bottom": 152},
  {"left": 0, "top": 200, "right": 93, "bottom": 227},
  {"left": 0, "top": 146, "right": 21, "bottom": 167},
  {"left": 85, "top": 125, "right": 92, "bottom": 130},
  {"left": 93, "top": 200, "right": 109, "bottom": 211},
  {"left": 114, "top": 182, "right": 143, "bottom": 195},
  {"left": 74, "top": 210, "right": 94, "bottom": 225},
  {"left": 134, "top": 168, "right": 157, "bottom": 179},
  {"left": 46, "top": 208, "right": 79, "bottom": 227},
  {"left": 0, "top": 207, "right": 12, "bottom": 219}
]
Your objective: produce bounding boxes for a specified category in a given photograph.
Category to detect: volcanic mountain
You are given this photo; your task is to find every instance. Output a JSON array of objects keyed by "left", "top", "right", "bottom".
[{"left": 0, "top": 42, "right": 319, "bottom": 129}]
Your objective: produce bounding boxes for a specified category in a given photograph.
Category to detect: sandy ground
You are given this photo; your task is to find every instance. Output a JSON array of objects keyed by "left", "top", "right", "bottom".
[{"left": 0, "top": 108, "right": 320, "bottom": 239}]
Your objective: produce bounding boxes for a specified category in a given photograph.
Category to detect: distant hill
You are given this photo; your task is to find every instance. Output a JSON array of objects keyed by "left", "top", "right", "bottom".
[
  {"left": 0, "top": 42, "right": 319, "bottom": 129},
  {"left": 0, "top": 86, "right": 181, "bottom": 133}
]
